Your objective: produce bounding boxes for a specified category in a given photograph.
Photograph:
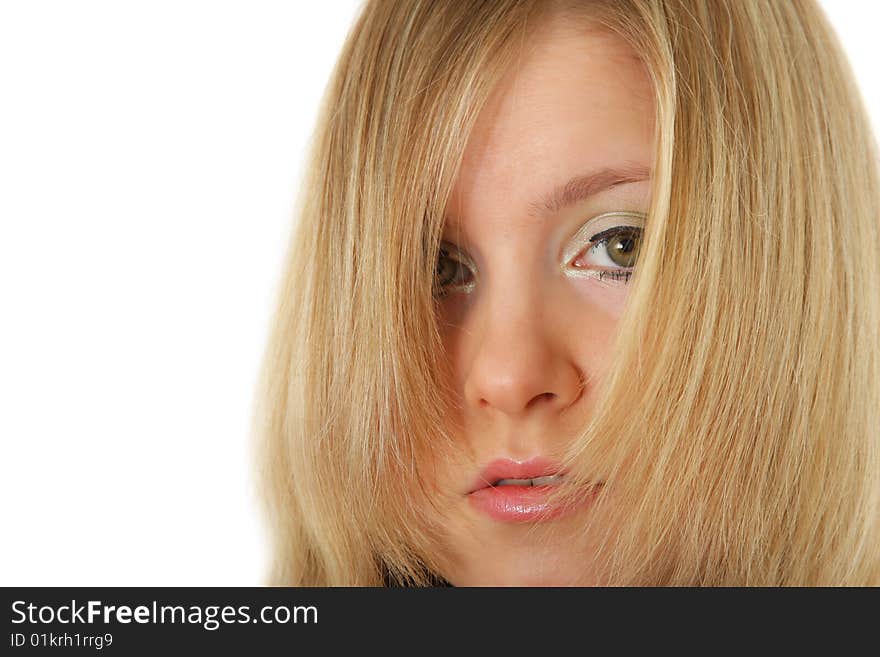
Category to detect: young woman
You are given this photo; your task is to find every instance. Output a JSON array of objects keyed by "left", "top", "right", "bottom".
[{"left": 252, "top": 0, "right": 880, "bottom": 585}]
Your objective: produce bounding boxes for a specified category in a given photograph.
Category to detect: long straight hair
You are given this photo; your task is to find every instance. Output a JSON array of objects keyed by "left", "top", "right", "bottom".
[{"left": 252, "top": 0, "right": 880, "bottom": 585}]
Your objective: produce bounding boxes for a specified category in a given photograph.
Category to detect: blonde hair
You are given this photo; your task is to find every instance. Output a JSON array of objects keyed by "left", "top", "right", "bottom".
[{"left": 252, "top": 0, "right": 880, "bottom": 585}]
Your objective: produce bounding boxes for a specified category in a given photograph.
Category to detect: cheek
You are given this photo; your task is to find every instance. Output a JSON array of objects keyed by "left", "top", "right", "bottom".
[
  {"left": 559, "top": 280, "right": 631, "bottom": 381},
  {"left": 435, "top": 293, "right": 470, "bottom": 334},
  {"left": 434, "top": 293, "right": 475, "bottom": 365},
  {"left": 434, "top": 276, "right": 631, "bottom": 331},
  {"left": 567, "top": 278, "right": 632, "bottom": 323}
]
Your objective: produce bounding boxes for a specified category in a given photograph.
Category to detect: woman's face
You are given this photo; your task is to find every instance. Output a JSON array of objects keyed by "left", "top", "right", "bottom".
[{"left": 431, "top": 17, "right": 654, "bottom": 585}]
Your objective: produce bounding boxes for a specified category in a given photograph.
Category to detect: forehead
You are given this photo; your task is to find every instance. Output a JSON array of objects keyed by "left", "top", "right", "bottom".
[{"left": 447, "top": 17, "right": 654, "bottom": 224}]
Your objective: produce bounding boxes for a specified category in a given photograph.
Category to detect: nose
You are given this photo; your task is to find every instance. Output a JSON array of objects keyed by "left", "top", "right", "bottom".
[{"left": 462, "top": 290, "right": 584, "bottom": 418}]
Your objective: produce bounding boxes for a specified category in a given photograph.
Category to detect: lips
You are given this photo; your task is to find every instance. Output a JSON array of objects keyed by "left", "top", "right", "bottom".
[
  {"left": 466, "top": 457, "right": 601, "bottom": 523},
  {"left": 467, "top": 457, "right": 568, "bottom": 494}
]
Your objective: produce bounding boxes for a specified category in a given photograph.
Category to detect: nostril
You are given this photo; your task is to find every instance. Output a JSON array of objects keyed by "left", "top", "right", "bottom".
[{"left": 527, "top": 392, "right": 555, "bottom": 409}]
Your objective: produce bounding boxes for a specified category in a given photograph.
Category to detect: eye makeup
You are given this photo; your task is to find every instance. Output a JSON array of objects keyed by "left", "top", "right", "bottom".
[
  {"left": 560, "top": 210, "right": 647, "bottom": 282},
  {"left": 434, "top": 209, "right": 647, "bottom": 297},
  {"left": 434, "top": 241, "right": 478, "bottom": 298}
]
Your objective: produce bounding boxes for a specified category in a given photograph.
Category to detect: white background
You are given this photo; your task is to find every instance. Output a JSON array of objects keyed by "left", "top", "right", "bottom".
[{"left": 1, "top": 1, "right": 877, "bottom": 585}]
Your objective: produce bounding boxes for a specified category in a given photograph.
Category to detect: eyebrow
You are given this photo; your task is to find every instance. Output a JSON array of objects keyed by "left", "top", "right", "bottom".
[{"left": 526, "top": 163, "right": 651, "bottom": 217}]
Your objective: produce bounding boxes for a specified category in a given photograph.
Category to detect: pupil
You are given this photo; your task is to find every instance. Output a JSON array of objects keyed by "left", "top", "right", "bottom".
[
  {"left": 610, "top": 230, "right": 639, "bottom": 267},
  {"left": 436, "top": 253, "right": 458, "bottom": 286}
]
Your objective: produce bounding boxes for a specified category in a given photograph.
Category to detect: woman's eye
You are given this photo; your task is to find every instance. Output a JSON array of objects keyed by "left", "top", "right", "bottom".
[
  {"left": 434, "top": 245, "right": 475, "bottom": 297},
  {"left": 570, "top": 225, "right": 642, "bottom": 283}
]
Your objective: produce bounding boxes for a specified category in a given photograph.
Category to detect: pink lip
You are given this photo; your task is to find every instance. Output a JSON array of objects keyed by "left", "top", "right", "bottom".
[
  {"left": 466, "top": 457, "right": 602, "bottom": 523},
  {"left": 467, "top": 457, "right": 566, "bottom": 493}
]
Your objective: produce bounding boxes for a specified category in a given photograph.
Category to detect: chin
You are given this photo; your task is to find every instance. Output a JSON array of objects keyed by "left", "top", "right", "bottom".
[
  {"left": 449, "top": 570, "right": 601, "bottom": 587},
  {"left": 432, "top": 494, "right": 611, "bottom": 586},
  {"left": 442, "top": 551, "right": 604, "bottom": 587}
]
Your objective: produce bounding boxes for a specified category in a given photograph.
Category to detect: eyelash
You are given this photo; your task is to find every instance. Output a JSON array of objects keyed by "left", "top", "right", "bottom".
[
  {"left": 595, "top": 269, "right": 634, "bottom": 283},
  {"left": 571, "top": 225, "right": 642, "bottom": 284},
  {"left": 433, "top": 246, "right": 476, "bottom": 298},
  {"left": 433, "top": 223, "right": 642, "bottom": 297}
]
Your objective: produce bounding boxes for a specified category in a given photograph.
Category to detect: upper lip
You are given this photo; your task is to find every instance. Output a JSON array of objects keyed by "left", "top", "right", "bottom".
[{"left": 467, "top": 457, "right": 567, "bottom": 493}]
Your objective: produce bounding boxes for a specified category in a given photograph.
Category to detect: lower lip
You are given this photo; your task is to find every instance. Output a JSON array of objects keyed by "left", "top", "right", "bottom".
[{"left": 468, "top": 483, "right": 602, "bottom": 523}]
